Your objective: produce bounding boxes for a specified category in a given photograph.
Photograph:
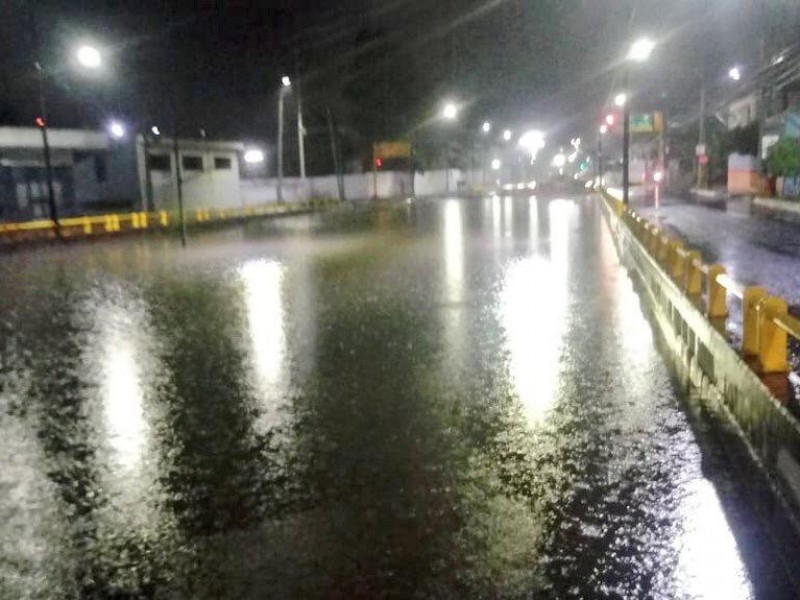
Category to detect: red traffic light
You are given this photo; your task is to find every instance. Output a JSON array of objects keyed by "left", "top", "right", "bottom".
[
  {"left": 605, "top": 114, "right": 615, "bottom": 126},
  {"left": 35, "top": 117, "right": 45, "bottom": 128},
  {"left": 375, "top": 157, "right": 383, "bottom": 169}
]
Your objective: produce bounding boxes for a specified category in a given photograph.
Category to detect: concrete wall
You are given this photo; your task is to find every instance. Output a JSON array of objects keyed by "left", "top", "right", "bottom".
[
  {"left": 240, "top": 169, "right": 480, "bottom": 206},
  {"left": 600, "top": 194, "right": 800, "bottom": 526}
]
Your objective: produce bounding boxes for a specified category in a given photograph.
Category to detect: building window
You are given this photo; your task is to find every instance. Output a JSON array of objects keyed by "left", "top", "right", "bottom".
[
  {"left": 148, "top": 154, "right": 171, "bottom": 171},
  {"left": 95, "top": 155, "right": 107, "bottom": 183},
  {"left": 182, "top": 155, "right": 203, "bottom": 171},
  {"left": 214, "top": 156, "right": 232, "bottom": 170}
]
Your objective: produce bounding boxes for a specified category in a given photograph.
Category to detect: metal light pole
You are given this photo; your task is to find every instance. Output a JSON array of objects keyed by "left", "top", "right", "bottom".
[
  {"left": 442, "top": 102, "right": 458, "bottom": 195},
  {"left": 35, "top": 63, "right": 59, "bottom": 232},
  {"left": 622, "top": 37, "right": 655, "bottom": 205},
  {"left": 622, "top": 70, "right": 630, "bottom": 205},
  {"left": 277, "top": 76, "right": 290, "bottom": 203},
  {"left": 172, "top": 131, "right": 186, "bottom": 247},
  {"left": 697, "top": 83, "right": 707, "bottom": 189},
  {"left": 297, "top": 81, "right": 307, "bottom": 181}
]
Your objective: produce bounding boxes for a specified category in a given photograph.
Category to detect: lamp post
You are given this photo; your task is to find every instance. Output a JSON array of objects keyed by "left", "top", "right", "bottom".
[
  {"left": 442, "top": 101, "right": 458, "bottom": 194},
  {"left": 277, "top": 75, "right": 291, "bottom": 203},
  {"left": 34, "top": 43, "right": 103, "bottom": 233},
  {"left": 622, "top": 37, "right": 655, "bottom": 205}
]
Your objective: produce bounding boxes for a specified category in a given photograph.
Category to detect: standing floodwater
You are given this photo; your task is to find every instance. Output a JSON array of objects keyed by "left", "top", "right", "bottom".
[{"left": 0, "top": 196, "right": 787, "bottom": 598}]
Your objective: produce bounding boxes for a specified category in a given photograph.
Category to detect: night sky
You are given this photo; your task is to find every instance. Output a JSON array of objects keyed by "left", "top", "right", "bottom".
[{"left": 1, "top": 0, "right": 798, "bottom": 173}]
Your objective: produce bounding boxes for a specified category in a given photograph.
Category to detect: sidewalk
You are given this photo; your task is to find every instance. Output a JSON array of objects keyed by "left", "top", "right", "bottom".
[{"left": 636, "top": 196, "right": 800, "bottom": 310}]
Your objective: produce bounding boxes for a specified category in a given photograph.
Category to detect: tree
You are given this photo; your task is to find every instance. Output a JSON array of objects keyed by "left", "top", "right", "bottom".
[{"left": 766, "top": 138, "right": 800, "bottom": 177}]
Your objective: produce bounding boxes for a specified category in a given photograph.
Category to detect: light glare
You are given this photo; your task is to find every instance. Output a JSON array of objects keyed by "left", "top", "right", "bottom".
[
  {"left": 443, "top": 103, "right": 458, "bottom": 120},
  {"left": 76, "top": 45, "right": 102, "bottom": 69},
  {"left": 108, "top": 120, "right": 125, "bottom": 139},
  {"left": 628, "top": 37, "right": 655, "bottom": 62},
  {"left": 614, "top": 93, "right": 627, "bottom": 107},
  {"left": 244, "top": 149, "right": 265, "bottom": 164}
]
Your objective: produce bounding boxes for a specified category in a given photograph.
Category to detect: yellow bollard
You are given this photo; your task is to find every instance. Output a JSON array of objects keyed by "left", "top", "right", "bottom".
[
  {"left": 160, "top": 211, "right": 169, "bottom": 227},
  {"left": 757, "top": 296, "right": 789, "bottom": 373},
  {"left": 668, "top": 241, "right": 684, "bottom": 280},
  {"left": 83, "top": 218, "right": 92, "bottom": 235},
  {"left": 657, "top": 235, "right": 670, "bottom": 264},
  {"left": 685, "top": 251, "right": 702, "bottom": 296},
  {"left": 706, "top": 264, "right": 728, "bottom": 318},
  {"left": 140, "top": 212, "right": 148, "bottom": 228},
  {"left": 742, "top": 286, "right": 766, "bottom": 357},
  {"left": 104, "top": 215, "right": 114, "bottom": 232},
  {"left": 132, "top": 213, "right": 140, "bottom": 229}
]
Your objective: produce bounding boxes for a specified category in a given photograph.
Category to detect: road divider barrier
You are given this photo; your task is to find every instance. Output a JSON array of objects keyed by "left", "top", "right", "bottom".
[
  {"left": 606, "top": 191, "right": 800, "bottom": 375},
  {"left": 600, "top": 187, "right": 800, "bottom": 531},
  {"left": 0, "top": 198, "right": 342, "bottom": 245}
]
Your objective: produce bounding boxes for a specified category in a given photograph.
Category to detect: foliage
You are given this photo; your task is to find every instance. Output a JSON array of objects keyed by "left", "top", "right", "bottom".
[{"left": 766, "top": 138, "right": 800, "bottom": 177}]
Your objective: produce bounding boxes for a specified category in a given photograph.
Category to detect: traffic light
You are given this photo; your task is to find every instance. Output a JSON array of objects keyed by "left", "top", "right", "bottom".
[
  {"left": 605, "top": 113, "right": 615, "bottom": 127},
  {"left": 35, "top": 117, "right": 45, "bottom": 128},
  {"left": 375, "top": 157, "right": 383, "bottom": 169}
]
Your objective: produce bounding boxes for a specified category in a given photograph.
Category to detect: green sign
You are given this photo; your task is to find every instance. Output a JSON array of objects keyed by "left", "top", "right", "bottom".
[{"left": 630, "top": 114, "right": 654, "bottom": 133}]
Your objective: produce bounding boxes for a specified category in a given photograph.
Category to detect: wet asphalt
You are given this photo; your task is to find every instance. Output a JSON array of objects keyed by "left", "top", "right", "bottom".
[{"left": 0, "top": 195, "right": 796, "bottom": 599}]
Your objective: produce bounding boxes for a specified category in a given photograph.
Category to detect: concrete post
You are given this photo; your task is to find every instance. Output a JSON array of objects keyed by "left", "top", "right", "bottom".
[
  {"left": 742, "top": 286, "right": 766, "bottom": 357},
  {"left": 707, "top": 264, "right": 728, "bottom": 318}
]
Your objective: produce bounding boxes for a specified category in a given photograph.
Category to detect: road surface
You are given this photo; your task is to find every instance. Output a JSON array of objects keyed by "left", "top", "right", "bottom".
[{"left": 0, "top": 195, "right": 796, "bottom": 598}]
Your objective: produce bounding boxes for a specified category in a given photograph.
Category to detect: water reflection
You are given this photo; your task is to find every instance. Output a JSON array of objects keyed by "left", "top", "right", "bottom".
[
  {"left": 0, "top": 197, "right": 783, "bottom": 598},
  {"left": 500, "top": 199, "right": 572, "bottom": 422},
  {"left": 676, "top": 478, "right": 752, "bottom": 598},
  {"left": 239, "top": 259, "right": 287, "bottom": 423}
]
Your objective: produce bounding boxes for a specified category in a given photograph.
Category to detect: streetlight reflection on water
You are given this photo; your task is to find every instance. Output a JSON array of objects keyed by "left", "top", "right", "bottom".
[{"left": 239, "top": 259, "right": 287, "bottom": 426}]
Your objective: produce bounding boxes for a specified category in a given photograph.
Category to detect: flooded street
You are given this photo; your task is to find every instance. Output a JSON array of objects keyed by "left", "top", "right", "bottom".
[{"left": 0, "top": 196, "right": 791, "bottom": 598}]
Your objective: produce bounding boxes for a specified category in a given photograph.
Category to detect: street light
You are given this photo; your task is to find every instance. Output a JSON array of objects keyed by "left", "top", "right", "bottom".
[
  {"left": 599, "top": 124, "right": 608, "bottom": 134},
  {"left": 108, "top": 120, "right": 125, "bottom": 139},
  {"left": 627, "top": 37, "right": 655, "bottom": 63},
  {"left": 76, "top": 45, "right": 102, "bottom": 69},
  {"left": 244, "top": 149, "right": 265, "bottom": 164},
  {"left": 605, "top": 113, "right": 615, "bottom": 126},
  {"left": 277, "top": 75, "right": 293, "bottom": 203},
  {"left": 502, "top": 129, "right": 512, "bottom": 141},
  {"left": 728, "top": 66, "right": 741, "bottom": 81},
  {"left": 622, "top": 36, "right": 655, "bottom": 205},
  {"left": 491, "top": 158, "right": 501, "bottom": 170},
  {"left": 281, "top": 75, "right": 291, "bottom": 88},
  {"left": 151, "top": 125, "right": 161, "bottom": 136},
  {"left": 614, "top": 93, "right": 627, "bottom": 107},
  {"left": 518, "top": 129, "right": 546, "bottom": 161},
  {"left": 443, "top": 102, "right": 458, "bottom": 120},
  {"left": 482, "top": 121, "right": 491, "bottom": 133}
]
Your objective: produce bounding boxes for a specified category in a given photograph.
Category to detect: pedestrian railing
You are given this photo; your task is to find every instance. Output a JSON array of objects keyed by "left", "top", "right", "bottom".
[
  {"left": 605, "top": 191, "right": 800, "bottom": 375},
  {"left": 0, "top": 197, "right": 341, "bottom": 243}
]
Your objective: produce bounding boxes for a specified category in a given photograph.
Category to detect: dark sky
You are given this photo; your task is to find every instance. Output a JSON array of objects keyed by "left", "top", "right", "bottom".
[{"left": 1, "top": 0, "right": 799, "bottom": 172}]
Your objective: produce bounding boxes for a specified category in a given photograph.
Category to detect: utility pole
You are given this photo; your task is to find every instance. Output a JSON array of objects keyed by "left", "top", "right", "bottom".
[
  {"left": 597, "top": 130, "right": 604, "bottom": 183},
  {"left": 32, "top": 11, "right": 59, "bottom": 234},
  {"left": 622, "top": 68, "right": 630, "bottom": 205},
  {"left": 172, "top": 132, "right": 186, "bottom": 247},
  {"left": 297, "top": 81, "right": 307, "bottom": 181},
  {"left": 277, "top": 88, "right": 286, "bottom": 203},
  {"left": 326, "top": 107, "right": 345, "bottom": 202},
  {"left": 697, "top": 84, "right": 707, "bottom": 189}
]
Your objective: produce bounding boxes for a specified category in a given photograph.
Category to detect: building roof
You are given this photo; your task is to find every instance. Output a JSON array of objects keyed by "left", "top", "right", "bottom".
[{"left": 0, "top": 127, "right": 110, "bottom": 151}]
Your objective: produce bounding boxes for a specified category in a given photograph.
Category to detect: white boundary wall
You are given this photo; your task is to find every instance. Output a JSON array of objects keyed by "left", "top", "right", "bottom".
[{"left": 240, "top": 169, "right": 482, "bottom": 205}]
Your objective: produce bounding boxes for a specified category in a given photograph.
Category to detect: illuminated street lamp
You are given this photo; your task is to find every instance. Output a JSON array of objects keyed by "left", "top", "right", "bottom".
[
  {"left": 244, "top": 148, "right": 265, "bottom": 164},
  {"left": 108, "top": 120, "right": 125, "bottom": 139},
  {"left": 482, "top": 121, "right": 491, "bottom": 134},
  {"left": 502, "top": 129, "right": 512, "bottom": 141},
  {"left": 442, "top": 102, "right": 458, "bottom": 120},
  {"left": 614, "top": 93, "right": 627, "bottom": 107},
  {"left": 728, "top": 66, "right": 741, "bottom": 82},
  {"left": 281, "top": 75, "right": 291, "bottom": 87},
  {"left": 518, "top": 129, "right": 546, "bottom": 161},
  {"left": 622, "top": 36, "right": 655, "bottom": 205},
  {"left": 76, "top": 45, "right": 102, "bottom": 69},
  {"left": 605, "top": 114, "right": 615, "bottom": 126},
  {"left": 491, "top": 158, "right": 501, "bottom": 170},
  {"left": 628, "top": 37, "right": 655, "bottom": 62},
  {"left": 599, "top": 124, "right": 608, "bottom": 135}
]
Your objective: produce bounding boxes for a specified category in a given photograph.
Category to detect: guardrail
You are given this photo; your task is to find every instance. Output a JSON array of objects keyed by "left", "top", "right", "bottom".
[
  {"left": 0, "top": 198, "right": 341, "bottom": 244},
  {"left": 604, "top": 191, "right": 800, "bottom": 375}
]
